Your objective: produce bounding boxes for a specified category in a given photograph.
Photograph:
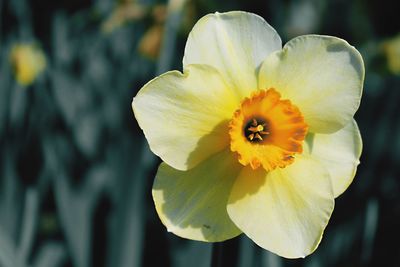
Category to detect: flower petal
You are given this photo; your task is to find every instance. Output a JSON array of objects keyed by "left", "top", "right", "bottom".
[
  {"left": 153, "top": 149, "right": 242, "bottom": 242},
  {"left": 305, "top": 119, "right": 362, "bottom": 197},
  {"left": 132, "top": 64, "right": 239, "bottom": 170},
  {"left": 183, "top": 11, "right": 282, "bottom": 98},
  {"left": 259, "top": 35, "right": 364, "bottom": 133},
  {"left": 227, "top": 155, "right": 334, "bottom": 258}
]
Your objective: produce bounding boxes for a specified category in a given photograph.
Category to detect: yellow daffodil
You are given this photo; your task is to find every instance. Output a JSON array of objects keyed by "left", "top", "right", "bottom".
[
  {"left": 381, "top": 33, "right": 400, "bottom": 75},
  {"left": 10, "top": 43, "right": 46, "bottom": 86},
  {"left": 132, "top": 11, "right": 364, "bottom": 258}
]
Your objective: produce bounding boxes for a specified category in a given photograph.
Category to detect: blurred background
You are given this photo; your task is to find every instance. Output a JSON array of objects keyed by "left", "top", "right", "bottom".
[{"left": 1, "top": 0, "right": 400, "bottom": 266}]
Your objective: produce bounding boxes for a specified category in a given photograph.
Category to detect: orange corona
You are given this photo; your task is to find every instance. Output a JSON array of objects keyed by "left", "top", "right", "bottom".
[{"left": 229, "top": 88, "right": 308, "bottom": 171}]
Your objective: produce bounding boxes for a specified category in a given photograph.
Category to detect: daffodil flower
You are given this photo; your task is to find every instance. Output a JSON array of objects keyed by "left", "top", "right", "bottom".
[
  {"left": 381, "top": 34, "right": 400, "bottom": 75},
  {"left": 10, "top": 43, "right": 46, "bottom": 86},
  {"left": 132, "top": 11, "right": 364, "bottom": 258}
]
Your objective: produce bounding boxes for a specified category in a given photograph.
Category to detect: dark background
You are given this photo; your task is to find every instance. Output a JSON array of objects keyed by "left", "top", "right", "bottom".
[{"left": 1, "top": 0, "right": 400, "bottom": 266}]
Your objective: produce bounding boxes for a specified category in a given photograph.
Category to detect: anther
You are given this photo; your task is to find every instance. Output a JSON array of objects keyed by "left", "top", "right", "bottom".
[{"left": 245, "top": 118, "right": 269, "bottom": 142}]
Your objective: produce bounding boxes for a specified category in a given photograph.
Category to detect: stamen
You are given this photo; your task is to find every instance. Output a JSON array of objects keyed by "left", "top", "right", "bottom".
[
  {"left": 245, "top": 118, "right": 269, "bottom": 142},
  {"left": 255, "top": 133, "right": 263, "bottom": 140},
  {"left": 249, "top": 133, "right": 255, "bottom": 140}
]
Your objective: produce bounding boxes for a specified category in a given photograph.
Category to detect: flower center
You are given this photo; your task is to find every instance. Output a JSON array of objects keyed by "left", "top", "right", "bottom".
[
  {"left": 229, "top": 88, "right": 308, "bottom": 171},
  {"left": 244, "top": 118, "right": 270, "bottom": 142}
]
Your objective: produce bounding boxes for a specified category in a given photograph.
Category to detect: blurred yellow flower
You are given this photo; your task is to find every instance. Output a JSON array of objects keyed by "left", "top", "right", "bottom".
[
  {"left": 137, "top": 5, "right": 167, "bottom": 60},
  {"left": 138, "top": 24, "right": 164, "bottom": 60},
  {"left": 10, "top": 43, "right": 46, "bottom": 86},
  {"left": 132, "top": 11, "right": 364, "bottom": 258},
  {"left": 381, "top": 33, "right": 400, "bottom": 75},
  {"left": 101, "top": 0, "right": 147, "bottom": 33}
]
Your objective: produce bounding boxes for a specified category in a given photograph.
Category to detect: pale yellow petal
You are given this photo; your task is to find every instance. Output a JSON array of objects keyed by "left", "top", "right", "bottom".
[
  {"left": 259, "top": 35, "right": 364, "bottom": 133},
  {"left": 183, "top": 11, "right": 282, "bottom": 98},
  {"left": 132, "top": 64, "right": 239, "bottom": 170},
  {"left": 153, "top": 149, "right": 242, "bottom": 241},
  {"left": 227, "top": 155, "right": 334, "bottom": 258},
  {"left": 305, "top": 119, "right": 362, "bottom": 197}
]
